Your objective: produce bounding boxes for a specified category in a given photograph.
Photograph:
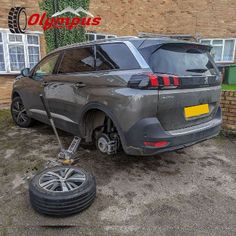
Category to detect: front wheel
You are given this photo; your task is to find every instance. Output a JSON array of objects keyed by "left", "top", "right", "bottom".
[{"left": 11, "top": 97, "right": 33, "bottom": 128}]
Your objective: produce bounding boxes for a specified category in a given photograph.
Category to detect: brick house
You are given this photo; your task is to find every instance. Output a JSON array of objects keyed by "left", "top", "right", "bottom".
[
  {"left": 0, "top": 0, "right": 46, "bottom": 106},
  {"left": 0, "top": 0, "right": 236, "bottom": 107}
]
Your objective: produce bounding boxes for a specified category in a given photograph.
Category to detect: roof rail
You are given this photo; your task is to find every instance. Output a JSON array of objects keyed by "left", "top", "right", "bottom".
[
  {"left": 138, "top": 32, "right": 197, "bottom": 41},
  {"left": 51, "top": 36, "right": 138, "bottom": 53},
  {"left": 88, "top": 36, "right": 138, "bottom": 42}
]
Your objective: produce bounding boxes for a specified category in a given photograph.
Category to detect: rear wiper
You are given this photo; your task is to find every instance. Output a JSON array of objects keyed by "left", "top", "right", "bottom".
[{"left": 186, "top": 69, "right": 207, "bottom": 73}]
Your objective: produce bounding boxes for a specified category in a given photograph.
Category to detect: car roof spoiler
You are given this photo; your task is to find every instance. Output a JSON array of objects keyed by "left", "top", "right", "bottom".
[{"left": 137, "top": 39, "right": 212, "bottom": 52}]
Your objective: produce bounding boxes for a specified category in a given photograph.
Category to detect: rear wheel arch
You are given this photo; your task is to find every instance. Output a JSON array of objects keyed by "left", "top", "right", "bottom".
[{"left": 79, "top": 103, "right": 127, "bottom": 149}]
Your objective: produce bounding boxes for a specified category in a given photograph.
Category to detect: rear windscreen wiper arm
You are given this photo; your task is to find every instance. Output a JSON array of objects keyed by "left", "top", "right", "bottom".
[{"left": 186, "top": 69, "right": 208, "bottom": 73}]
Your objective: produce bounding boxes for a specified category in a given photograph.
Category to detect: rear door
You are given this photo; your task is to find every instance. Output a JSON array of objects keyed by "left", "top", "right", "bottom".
[{"left": 139, "top": 43, "right": 221, "bottom": 131}]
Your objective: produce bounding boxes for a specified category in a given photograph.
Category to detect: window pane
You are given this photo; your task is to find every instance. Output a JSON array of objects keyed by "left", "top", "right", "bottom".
[
  {"left": 9, "top": 45, "right": 25, "bottom": 71},
  {"left": 0, "top": 33, "right": 2, "bottom": 42},
  {"left": 201, "top": 40, "right": 211, "bottom": 45},
  {"left": 96, "top": 43, "right": 140, "bottom": 70},
  {"left": 223, "top": 40, "right": 235, "bottom": 61},
  {"left": 212, "top": 40, "right": 223, "bottom": 45},
  {"left": 86, "top": 34, "right": 95, "bottom": 41},
  {"left": 139, "top": 44, "right": 216, "bottom": 76},
  {"left": 107, "top": 35, "right": 116, "bottom": 39},
  {"left": 28, "top": 46, "right": 39, "bottom": 68},
  {"left": 9, "top": 34, "right": 22, "bottom": 42},
  {"left": 0, "top": 45, "right": 5, "bottom": 71},
  {"left": 35, "top": 54, "right": 59, "bottom": 77},
  {"left": 96, "top": 35, "right": 106, "bottom": 40},
  {"left": 27, "top": 35, "right": 39, "bottom": 45},
  {"left": 212, "top": 45, "right": 223, "bottom": 61},
  {"left": 28, "top": 46, "right": 39, "bottom": 54},
  {"left": 59, "top": 47, "right": 95, "bottom": 73}
]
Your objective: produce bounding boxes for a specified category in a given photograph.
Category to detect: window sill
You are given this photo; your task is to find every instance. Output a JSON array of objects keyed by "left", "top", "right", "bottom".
[
  {"left": 215, "top": 61, "right": 235, "bottom": 64},
  {"left": 0, "top": 72, "right": 20, "bottom": 76}
]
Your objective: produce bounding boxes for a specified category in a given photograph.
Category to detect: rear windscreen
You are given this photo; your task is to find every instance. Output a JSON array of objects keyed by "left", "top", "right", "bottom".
[{"left": 140, "top": 44, "right": 218, "bottom": 76}]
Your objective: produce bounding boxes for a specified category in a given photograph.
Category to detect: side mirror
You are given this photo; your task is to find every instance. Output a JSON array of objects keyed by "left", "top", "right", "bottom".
[{"left": 21, "top": 68, "right": 30, "bottom": 77}]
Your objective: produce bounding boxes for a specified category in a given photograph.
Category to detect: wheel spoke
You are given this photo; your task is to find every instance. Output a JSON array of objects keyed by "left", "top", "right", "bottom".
[
  {"left": 16, "top": 113, "right": 21, "bottom": 123},
  {"left": 50, "top": 182, "right": 61, "bottom": 191},
  {"left": 65, "top": 182, "right": 74, "bottom": 191},
  {"left": 46, "top": 171, "right": 62, "bottom": 179},
  {"left": 61, "top": 181, "right": 69, "bottom": 192},
  {"left": 40, "top": 179, "right": 59, "bottom": 188},
  {"left": 66, "top": 181, "right": 79, "bottom": 189},
  {"left": 67, "top": 176, "right": 85, "bottom": 182},
  {"left": 64, "top": 168, "right": 74, "bottom": 179},
  {"left": 12, "top": 108, "right": 19, "bottom": 114},
  {"left": 19, "top": 113, "right": 27, "bottom": 122},
  {"left": 16, "top": 102, "right": 20, "bottom": 110}
]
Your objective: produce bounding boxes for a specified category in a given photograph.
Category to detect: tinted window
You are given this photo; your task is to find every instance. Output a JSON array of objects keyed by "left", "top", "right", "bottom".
[
  {"left": 141, "top": 44, "right": 217, "bottom": 76},
  {"left": 59, "top": 47, "right": 95, "bottom": 73},
  {"left": 34, "top": 54, "right": 59, "bottom": 78},
  {"left": 96, "top": 43, "right": 140, "bottom": 71}
]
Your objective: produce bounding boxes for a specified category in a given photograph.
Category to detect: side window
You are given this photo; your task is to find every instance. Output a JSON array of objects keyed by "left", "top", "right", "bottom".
[
  {"left": 96, "top": 43, "right": 140, "bottom": 71},
  {"left": 34, "top": 54, "right": 59, "bottom": 78},
  {"left": 58, "top": 47, "right": 95, "bottom": 73}
]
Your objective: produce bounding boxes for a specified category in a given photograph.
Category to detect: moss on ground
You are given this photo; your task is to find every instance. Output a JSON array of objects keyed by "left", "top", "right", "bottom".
[{"left": 0, "top": 109, "right": 13, "bottom": 131}]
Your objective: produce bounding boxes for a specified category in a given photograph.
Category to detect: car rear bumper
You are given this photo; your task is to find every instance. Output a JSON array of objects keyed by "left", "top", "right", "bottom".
[{"left": 124, "top": 107, "right": 222, "bottom": 156}]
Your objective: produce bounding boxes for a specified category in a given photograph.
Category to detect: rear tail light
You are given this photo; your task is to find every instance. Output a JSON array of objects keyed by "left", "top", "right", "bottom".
[
  {"left": 128, "top": 73, "right": 180, "bottom": 89},
  {"left": 173, "top": 76, "right": 180, "bottom": 86},
  {"left": 162, "top": 75, "right": 170, "bottom": 86},
  {"left": 144, "top": 141, "right": 169, "bottom": 148},
  {"left": 148, "top": 73, "right": 159, "bottom": 87}
]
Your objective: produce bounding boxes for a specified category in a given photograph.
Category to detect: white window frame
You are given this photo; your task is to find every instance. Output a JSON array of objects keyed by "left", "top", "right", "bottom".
[
  {"left": 27, "top": 34, "right": 40, "bottom": 69},
  {"left": 0, "top": 29, "right": 41, "bottom": 74},
  {"left": 0, "top": 32, "right": 6, "bottom": 72},
  {"left": 85, "top": 32, "right": 117, "bottom": 41},
  {"left": 200, "top": 38, "right": 236, "bottom": 63}
]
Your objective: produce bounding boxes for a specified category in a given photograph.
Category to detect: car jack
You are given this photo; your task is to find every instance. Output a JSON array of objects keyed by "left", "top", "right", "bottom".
[{"left": 40, "top": 94, "right": 81, "bottom": 165}]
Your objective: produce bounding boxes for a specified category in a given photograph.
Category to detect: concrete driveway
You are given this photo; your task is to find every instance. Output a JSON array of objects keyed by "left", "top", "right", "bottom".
[{"left": 0, "top": 110, "right": 236, "bottom": 236}]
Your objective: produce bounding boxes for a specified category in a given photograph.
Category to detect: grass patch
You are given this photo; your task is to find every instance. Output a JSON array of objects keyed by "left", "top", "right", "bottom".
[
  {"left": 0, "top": 109, "right": 13, "bottom": 130},
  {"left": 222, "top": 84, "right": 236, "bottom": 91}
]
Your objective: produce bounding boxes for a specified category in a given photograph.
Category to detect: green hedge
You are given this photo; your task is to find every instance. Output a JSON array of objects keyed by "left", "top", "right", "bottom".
[{"left": 39, "top": 0, "right": 89, "bottom": 52}]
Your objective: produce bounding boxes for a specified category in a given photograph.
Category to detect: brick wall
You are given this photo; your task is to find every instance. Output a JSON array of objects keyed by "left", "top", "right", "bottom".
[
  {"left": 0, "top": 0, "right": 42, "bottom": 32},
  {"left": 0, "top": 0, "right": 46, "bottom": 58},
  {"left": 221, "top": 91, "right": 236, "bottom": 131},
  {"left": 88, "top": 0, "right": 236, "bottom": 39},
  {"left": 0, "top": 75, "right": 14, "bottom": 108}
]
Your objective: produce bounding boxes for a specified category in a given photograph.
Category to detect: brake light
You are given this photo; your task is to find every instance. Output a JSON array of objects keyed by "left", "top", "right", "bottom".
[
  {"left": 128, "top": 74, "right": 180, "bottom": 89},
  {"left": 144, "top": 141, "right": 169, "bottom": 148},
  {"left": 148, "top": 73, "right": 159, "bottom": 87},
  {"left": 162, "top": 75, "right": 170, "bottom": 86},
  {"left": 173, "top": 76, "right": 180, "bottom": 86}
]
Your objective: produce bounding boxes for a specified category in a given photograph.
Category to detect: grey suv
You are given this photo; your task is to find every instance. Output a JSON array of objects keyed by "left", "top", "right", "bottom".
[{"left": 11, "top": 37, "right": 222, "bottom": 156}]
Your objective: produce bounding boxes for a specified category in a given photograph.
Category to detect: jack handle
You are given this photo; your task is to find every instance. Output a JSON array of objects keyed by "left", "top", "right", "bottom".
[
  {"left": 40, "top": 94, "right": 52, "bottom": 119},
  {"left": 39, "top": 94, "right": 64, "bottom": 151}
]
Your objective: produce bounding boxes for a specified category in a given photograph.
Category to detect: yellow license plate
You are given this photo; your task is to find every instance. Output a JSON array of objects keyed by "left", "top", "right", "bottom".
[{"left": 184, "top": 104, "right": 209, "bottom": 119}]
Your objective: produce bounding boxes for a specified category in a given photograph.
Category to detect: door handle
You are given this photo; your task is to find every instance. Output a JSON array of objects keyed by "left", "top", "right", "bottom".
[{"left": 75, "top": 82, "right": 86, "bottom": 88}]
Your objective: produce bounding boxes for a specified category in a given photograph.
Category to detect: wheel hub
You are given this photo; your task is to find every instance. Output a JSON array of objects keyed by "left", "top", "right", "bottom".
[{"left": 98, "top": 136, "right": 108, "bottom": 153}]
